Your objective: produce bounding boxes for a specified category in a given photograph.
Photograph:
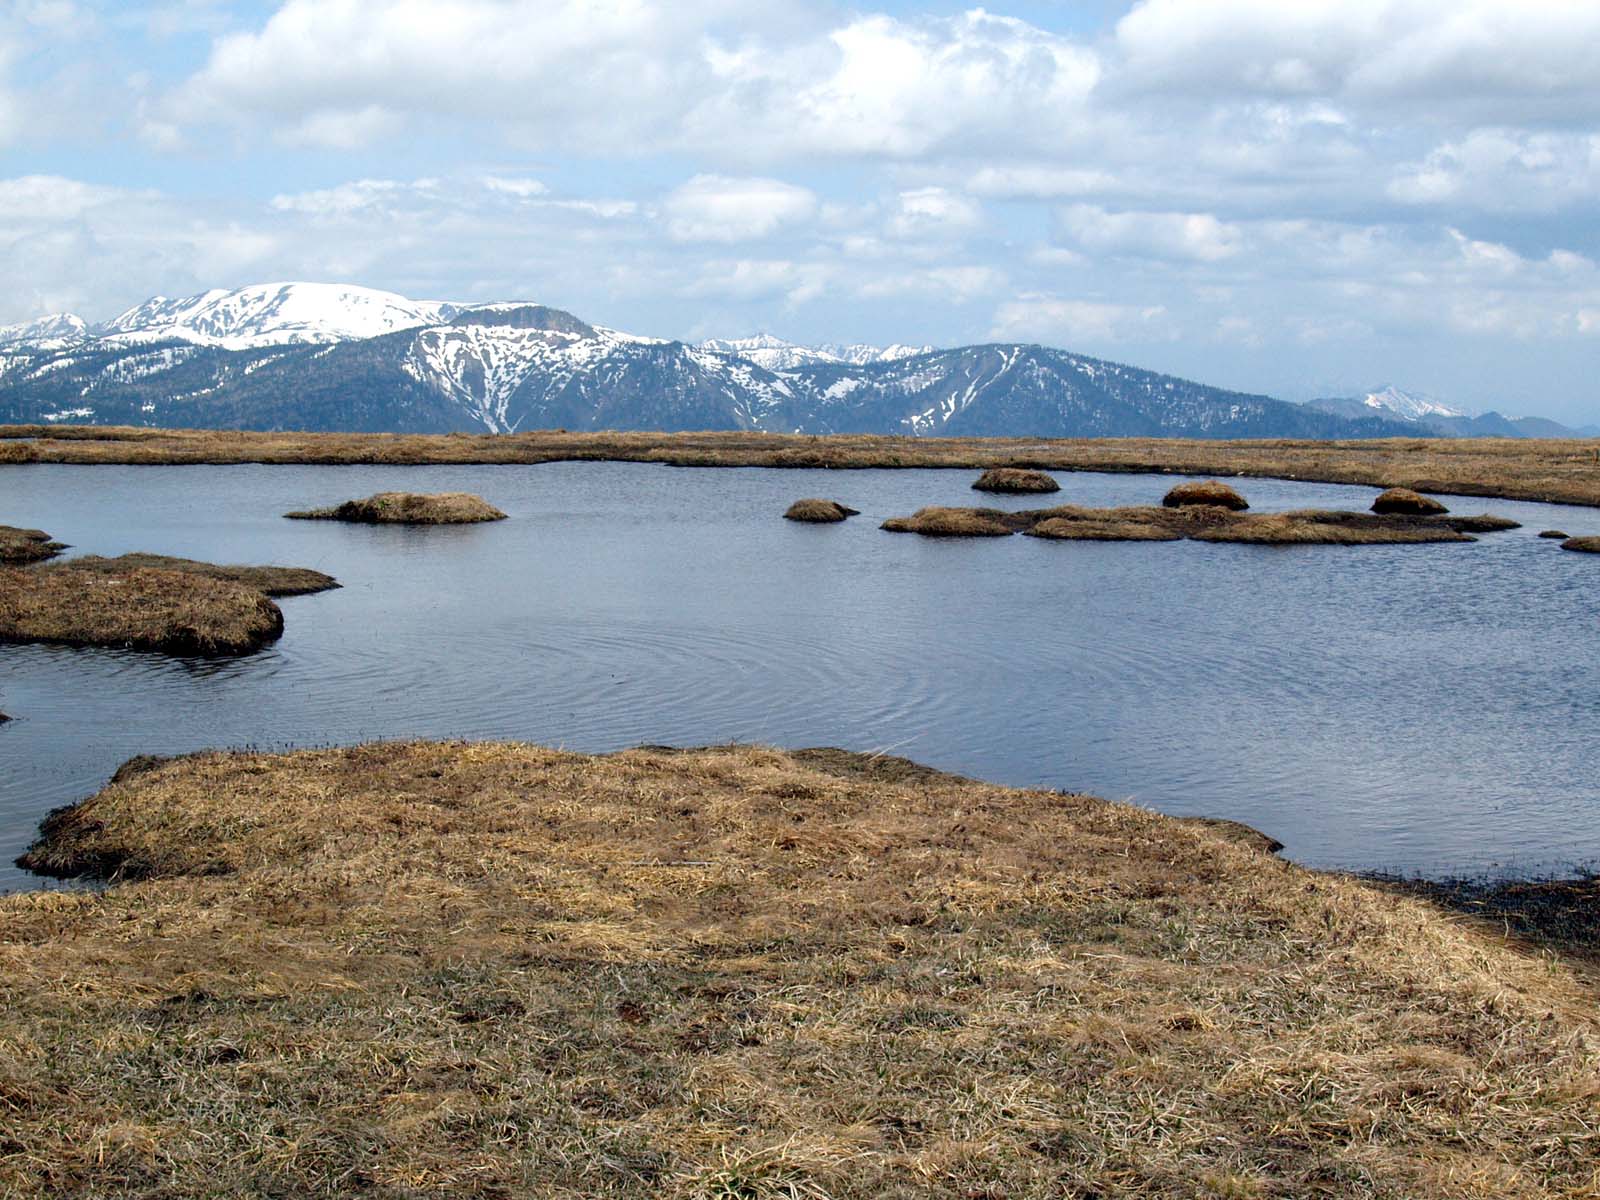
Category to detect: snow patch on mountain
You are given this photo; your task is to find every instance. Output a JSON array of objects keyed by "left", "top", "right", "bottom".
[
  {"left": 0, "top": 313, "right": 88, "bottom": 352},
  {"left": 699, "top": 334, "right": 934, "bottom": 373},
  {"left": 99, "top": 283, "right": 459, "bottom": 350},
  {"left": 1360, "top": 385, "right": 1471, "bottom": 421}
]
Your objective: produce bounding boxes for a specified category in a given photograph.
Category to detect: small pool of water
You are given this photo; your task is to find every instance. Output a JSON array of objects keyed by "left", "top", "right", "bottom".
[{"left": 3, "top": 461, "right": 1598, "bottom": 891}]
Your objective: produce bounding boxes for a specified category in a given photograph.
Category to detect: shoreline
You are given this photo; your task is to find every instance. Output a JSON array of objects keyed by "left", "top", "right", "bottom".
[
  {"left": 4, "top": 738, "right": 1597, "bottom": 1196},
  {"left": 5, "top": 424, "right": 1600, "bottom": 507},
  {"left": 12, "top": 742, "right": 1600, "bottom": 953}
]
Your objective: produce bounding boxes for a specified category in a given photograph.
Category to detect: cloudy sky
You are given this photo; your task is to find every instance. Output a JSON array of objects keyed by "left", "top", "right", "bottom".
[{"left": 2, "top": 0, "right": 1598, "bottom": 420}]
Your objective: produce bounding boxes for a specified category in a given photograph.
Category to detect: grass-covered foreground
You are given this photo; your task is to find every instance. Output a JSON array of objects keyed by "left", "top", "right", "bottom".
[{"left": 3, "top": 742, "right": 1598, "bottom": 1197}]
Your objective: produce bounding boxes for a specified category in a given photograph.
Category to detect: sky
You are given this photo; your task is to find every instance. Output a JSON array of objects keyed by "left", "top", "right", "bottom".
[{"left": 1, "top": 0, "right": 1598, "bottom": 421}]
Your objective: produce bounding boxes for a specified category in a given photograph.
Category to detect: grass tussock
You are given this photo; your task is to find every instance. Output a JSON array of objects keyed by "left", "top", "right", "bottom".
[
  {"left": 1539, "top": 529, "right": 1570, "bottom": 539},
  {"left": 971, "top": 467, "right": 1060, "bottom": 494},
  {"left": 1562, "top": 535, "right": 1600, "bottom": 553},
  {"left": 1371, "top": 487, "right": 1449, "bottom": 515},
  {"left": 783, "top": 498, "right": 860, "bottom": 523},
  {"left": 879, "top": 506, "right": 1019, "bottom": 537},
  {"left": 3, "top": 740, "right": 1599, "bottom": 1198},
  {"left": 59, "top": 554, "right": 339, "bottom": 596},
  {"left": 1162, "top": 480, "right": 1250, "bottom": 510},
  {"left": 884, "top": 500, "right": 1518, "bottom": 545},
  {"left": 285, "top": 491, "right": 507, "bottom": 524},
  {"left": 0, "top": 525, "right": 66, "bottom": 565},
  {"left": 0, "top": 564, "right": 284, "bottom": 655},
  {"left": 6, "top": 425, "right": 1600, "bottom": 507}
]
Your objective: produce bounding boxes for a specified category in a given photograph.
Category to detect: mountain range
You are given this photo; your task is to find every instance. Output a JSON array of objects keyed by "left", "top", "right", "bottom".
[
  {"left": 0, "top": 283, "right": 1591, "bottom": 439},
  {"left": 1305, "top": 385, "right": 1598, "bottom": 439}
]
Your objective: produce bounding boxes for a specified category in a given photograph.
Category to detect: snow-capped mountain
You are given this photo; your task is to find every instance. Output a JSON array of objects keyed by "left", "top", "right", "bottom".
[
  {"left": 698, "top": 334, "right": 933, "bottom": 373},
  {"left": 98, "top": 283, "right": 460, "bottom": 350},
  {"left": 0, "top": 313, "right": 88, "bottom": 352},
  {"left": 0, "top": 284, "right": 1423, "bottom": 438},
  {"left": 1305, "top": 385, "right": 1591, "bottom": 439},
  {"left": 1359, "top": 385, "right": 1471, "bottom": 422}
]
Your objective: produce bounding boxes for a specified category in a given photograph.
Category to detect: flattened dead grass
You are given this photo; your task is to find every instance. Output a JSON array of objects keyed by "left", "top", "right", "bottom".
[
  {"left": 1163, "top": 480, "right": 1249, "bottom": 510},
  {"left": 6, "top": 426, "right": 1599, "bottom": 508},
  {"left": 783, "top": 499, "right": 860, "bottom": 522},
  {"left": 883, "top": 501, "right": 1519, "bottom": 545},
  {"left": 972, "top": 467, "right": 1060, "bottom": 494},
  {"left": 0, "top": 525, "right": 66, "bottom": 565},
  {"left": 3, "top": 740, "right": 1598, "bottom": 1198},
  {"left": 0, "top": 564, "right": 284, "bottom": 655},
  {"left": 60, "top": 554, "right": 339, "bottom": 596},
  {"left": 285, "top": 491, "right": 506, "bottom": 524}
]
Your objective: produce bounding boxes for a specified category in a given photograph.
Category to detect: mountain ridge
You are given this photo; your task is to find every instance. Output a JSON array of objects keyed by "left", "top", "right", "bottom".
[{"left": 0, "top": 282, "right": 1578, "bottom": 440}]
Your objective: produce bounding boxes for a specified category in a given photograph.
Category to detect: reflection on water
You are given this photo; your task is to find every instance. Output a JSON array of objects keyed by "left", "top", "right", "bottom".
[{"left": 3, "top": 460, "right": 1599, "bottom": 891}]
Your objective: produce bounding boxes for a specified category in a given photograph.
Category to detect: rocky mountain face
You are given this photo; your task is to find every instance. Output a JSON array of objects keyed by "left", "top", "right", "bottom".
[{"left": 0, "top": 283, "right": 1430, "bottom": 438}]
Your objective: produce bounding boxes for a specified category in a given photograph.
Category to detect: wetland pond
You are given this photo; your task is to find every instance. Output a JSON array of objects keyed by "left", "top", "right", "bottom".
[{"left": 2, "top": 461, "right": 1598, "bottom": 891}]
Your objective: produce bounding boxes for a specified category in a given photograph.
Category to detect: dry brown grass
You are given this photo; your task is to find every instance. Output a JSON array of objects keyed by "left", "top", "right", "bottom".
[
  {"left": 0, "top": 525, "right": 66, "bottom": 565},
  {"left": 783, "top": 499, "right": 860, "bottom": 523},
  {"left": 884, "top": 501, "right": 1518, "bottom": 545},
  {"left": 1562, "top": 536, "right": 1600, "bottom": 554},
  {"left": 0, "top": 564, "right": 284, "bottom": 655},
  {"left": 1371, "top": 487, "right": 1449, "bottom": 515},
  {"left": 5, "top": 425, "right": 1599, "bottom": 507},
  {"left": 3, "top": 740, "right": 1598, "bottom": 1198},
  {"left": 1539, "top": 530, "right": 1570, "bottom": 539},
  {"left": 972, "top": 467, "right": 1060, "bottom": 494},
  {"left": 1163, "top": 480, "right": 1249, "bottom": 510},
  {"left": 59, "top": 554, "right": 339, "bottom": 596},
  {"left": 285, "top": 491, "right": 507, "bottom": 524},
  {"left": 879, "top": 506, "right": 1019, "bottom": 536}
]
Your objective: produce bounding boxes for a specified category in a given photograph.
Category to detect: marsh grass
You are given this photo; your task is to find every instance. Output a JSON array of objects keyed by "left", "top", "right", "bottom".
[
  {"left": 4, "top": 740, "right": 1599, "bottom": 1198},
  {"left": 783, "top": 499, "right": 860, "bottom": 522},
  {"left": 1162, "top": 480, "right": 1249, "bottom": 510},
  {"left": 0, "top": 525, "right": 66, "bottom": 565},
  {"left": 5, "top": 426, "right": 1599, "bottom": 507},
  {"left": 1562, "top": 536, "right": 1600, "bottom": 553},
  {"left": 971, "top": 467, "right": 1060, "bottom": 494},
  {"left": 285, "top": 491, "right": 507, "bottom": 524},
  {"left": 1371, "top": 487, "right": 1449, "bottom": 515},
  {"left": 0, "top": 564, "right": 284, "bottom": 655},
  {"left": 60, "top": 554, "right": 339, "bottom": 596},
  {"left": 882, "top": 502, "right": 1517, "bottom": 544}
]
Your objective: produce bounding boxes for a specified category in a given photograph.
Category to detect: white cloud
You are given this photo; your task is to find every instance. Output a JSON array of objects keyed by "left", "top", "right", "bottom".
[
  {"left": 991, "top": 295, "right": 1169, "bottom": 343},
  {"left": 481, "top": 175, "right": 549, "bottom": 199},
  {"left": 695, "top": 11, "right": 1100, "bottom": 160},
  {"left": 270, "top": 178, "right": 422, "bottom": 215},
  {"left": 1389, "top": 129, "right": 1600, "bottom": 212},
  {"left": 0, "top": 174, "right": 130, "bottom": 220},
  {"left": 968, "top": 166, "right": 1120, "bottom": 199},
  {"left": 1057, "top": 205, "right": 1244, "bottom": 262},
  {"left": 1114, "top": 0, "right": 1600, "bottom": 113},
  {"left": 886, "top": 187, "right": 981, "bottom": 239},
  {"left": 684, "top": 258, "right": 828, "bottom": 304},
  {"left": 663, "top": 175, "right": 817, "bottom": 242}
]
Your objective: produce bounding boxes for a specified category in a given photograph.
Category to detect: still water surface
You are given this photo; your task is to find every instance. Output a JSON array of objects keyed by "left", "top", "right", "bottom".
[{"left": 3, "top": 461, "right": 1598, "bottom": 890}]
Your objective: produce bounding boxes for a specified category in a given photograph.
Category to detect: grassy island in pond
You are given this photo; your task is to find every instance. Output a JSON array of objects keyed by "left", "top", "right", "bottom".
[
  {"left": 883, "top": 501, "right": 1519, "bottom": 544},
  {"left": 0, "top": 564, "right": 285, "bottom": 656},
  {"left": 5, "top": 740, "right": 1599, "bottom": 1198},
  {"left": 60, "top": 554, "right": 339, "bottom": 596},
  {"left": 1562, "top": 536, "right": 1600, "bottom": 553},
  {"left": 286, "top": 491, "right": 507, "bottom": 525},
  {"left": 0, "top": 525, "right": 67, "bottom": 565},
  {"left": 972, "top": 467, "right": 1060, "bottom": 494},
  {"left": 783, "top": 498, "right": 860, "bottom": 522}
]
